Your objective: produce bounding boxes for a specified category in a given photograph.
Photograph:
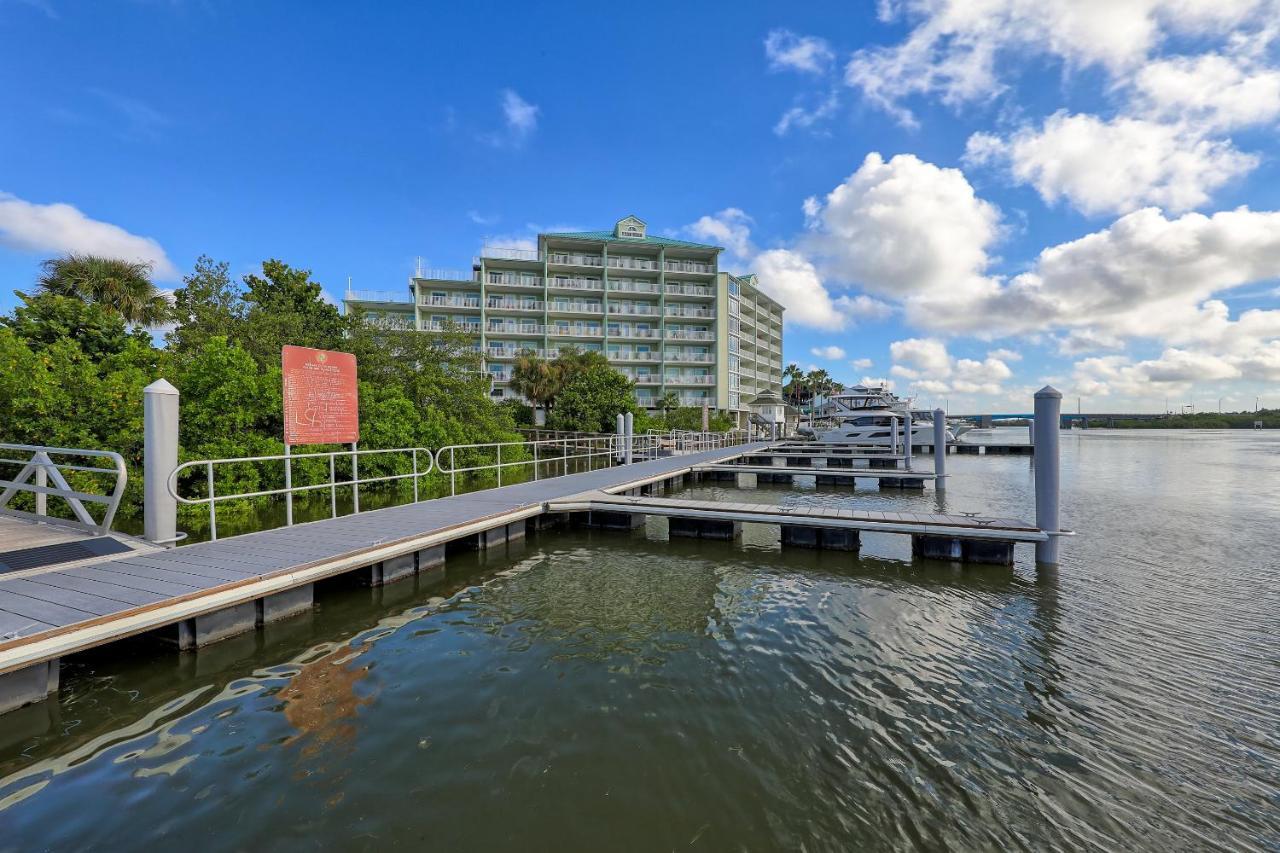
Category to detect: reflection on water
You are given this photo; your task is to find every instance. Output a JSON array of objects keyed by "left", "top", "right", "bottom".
[{"left": 0, "top": 431, "right": 1278, "bottom": 851}]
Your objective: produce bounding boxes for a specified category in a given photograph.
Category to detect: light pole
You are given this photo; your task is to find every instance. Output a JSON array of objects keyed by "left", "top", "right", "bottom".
[{"left": 1218, "top": 397, "right": 1224, "bottom": 413}]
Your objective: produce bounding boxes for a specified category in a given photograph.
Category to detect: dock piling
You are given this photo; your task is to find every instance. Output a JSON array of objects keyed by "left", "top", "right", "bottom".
[
  {"left": 1034, "top": 386, "right": 1062, "bottom": 565},
  {"left": 904, "top": 410, "right": 913, "bottom": 470},
  {"left": 143, "top": 378, "right": 179, "bottom": 546},
  {"left": 933, "top": 408, "right": 947, "bottom": 490}
]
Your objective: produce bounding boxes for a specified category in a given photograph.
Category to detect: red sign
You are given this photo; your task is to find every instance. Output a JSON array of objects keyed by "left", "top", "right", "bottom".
[{"left": 282, "top": 345, "right": 359, "bottom": 445}]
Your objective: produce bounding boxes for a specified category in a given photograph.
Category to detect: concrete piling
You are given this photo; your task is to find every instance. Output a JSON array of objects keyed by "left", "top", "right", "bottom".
[
  {"left": 143, "top": 379, "right": 180, "bottom": 546},
  {"left": 933, "top": 408, "right": 947, "bottom": 491},
  {"left": 1034, "top": 386, "right": 1063, "bottom": 565}
]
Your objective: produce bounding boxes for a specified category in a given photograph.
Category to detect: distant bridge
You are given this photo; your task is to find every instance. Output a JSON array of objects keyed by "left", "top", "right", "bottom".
[{"left": 956, "top": 413, "right": 1168, "bottom": 428}]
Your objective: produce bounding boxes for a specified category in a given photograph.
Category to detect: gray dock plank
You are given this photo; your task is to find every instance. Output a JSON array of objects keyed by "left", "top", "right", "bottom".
[{"left": 26, "top": 572, "right": 169, "bottom": 608}]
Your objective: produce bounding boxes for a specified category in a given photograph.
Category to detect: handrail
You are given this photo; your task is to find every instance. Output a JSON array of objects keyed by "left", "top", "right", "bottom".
[
  {"left": 435, "top": 435, "right": 654, "bottom": 496},
  {"left": 0, "top": 443, "right": 128, "bottom": 535},
  {"left": 167, "top": 446, "right": 436, "bottom": 541}
]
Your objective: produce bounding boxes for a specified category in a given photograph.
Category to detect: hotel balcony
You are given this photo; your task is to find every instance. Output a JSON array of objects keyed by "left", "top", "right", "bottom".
[
  {"left": 665, "top": 373, "right": 716, "bottom": 386},
  {"left": 664, "top": 306, "right": 714, "bottom": 319},
  {"left": 547, "top": 325, "right": 604, "bottom": 338},
  {"left": 607, "top": 303, "right": 661, "bottom": 316},
  {"left": 548, "top": 302, "right": 604, "bottom": 315},
  {"left": 608, "top": 326, "right": 663, "bottom": 340},
  {"left": 422, "top": 321, "right": 482, "bottom": 333},
  {"left": 345, "top": 289, "right": 413, "bottom": 305},
  {"left": 486, "top": 297, "right": 544, "bottom": 311},
  {"left": 663, "top": 259, "right": 715, "bottom": 275},
  {"left": 664, "top": 351, "right": 715, "bottom": 363},
  {"left": 677, "top": 393, "right": 713, "bottom": 406},
  {"left": 364, "top": 314, "right": 415, "bottom": 331},
  {"left": 486, "top": 272, "right": 544, "bottom": 289},
  {"left": 546, "top": 277, "right": 604, "bottom": 292},
  {"left": 663, "top": 283, "right": 715, "bottom": 298},
  {"left": 665, "top": 329, "right": 714, "bottom": 341},
  {"left": 606, "top": 255, "right": 659, "bottom": 272},
  {"left": 488, "top": 369, "right": 514, "bottom": 383},
  {"left": 608, "top": 279, "right": 663, "bottom": 295},
  {"left": 422, "top": 295, "right": 482, "bottom": 309},
  {"left": 487, "top": 321, "right": 545, "bottom": 335},
  {"left": 607, "top": 350, "right": 661, "bottom": 362},
  {"left": 547, "top": 252, "right": 603, "bottom": 268},
  {"left": 481, "top": 246, "right": 542, "bottom": 262},
  {"left": 485, "top": 346, "right": 555, "bottom": 359},
  {"left": 619, "top": 371, "right": 662, "bottom": 385}
]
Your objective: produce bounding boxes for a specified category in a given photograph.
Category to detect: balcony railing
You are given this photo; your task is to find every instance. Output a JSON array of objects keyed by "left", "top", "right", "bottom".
[
  {"left": 677, "top": 393, "right": 712, "bottom": 405},
  {"left": 607, "top": 304, "right": 660, "bottom": 316},
  {"left": 664, "top": 352, "right": 715, "bottom": 363},
  {"left": 487, "top": 322, "right": 545, "bottom": 334},
  {"left": 487, "top": 273, "right": 544, "bottom": 288},
  {"left": 620, "top": 373, "right": 661, "bottom": 384},
  {"left": 548, "top": 302, "right": 604, "bottom": 314},
  {"left": 486, "top": 298, "right": 544, "bottom": 311},
  {"left": 608, "top": 280, "right": 662, "bottom": 294},
  {"left": 664, "top": 260, "right": 715, "bottom": 274},
  {"left": 664, "top": 283, "right": 715, "bottom": 297},
  {"left": 363, "top": 314, "right": 416, "bottom": 331},
  {"left": 607, "top": 350, "right": 661, "bottom": 362},
  {"left": 664, "top": 307, "right": 714, "bottom": 318},
  {"left": 489, "top": 370, "right": 514, "bottom": 382},
  {"left": 548, "top": 252, "right": 603, "bottom": 267},
  {"left": 546, "top": 277, "right": 604, "bottom": 291},
  {"left": 423, "top": 295, "right": 481, "bottom": 308},
  {"left": 665, "top": 374, "right": 716, "bottom": 385},
  {"left": 345, "top": 289, "right": 412, "bottom": 304},
  {"left": 547, "top": 326, "right": 604, "bottom": 337},
  {"left": 665, "top": 330, "right": 714, "bottom": 341},
  {"left": 608, "top": 327, "right": 663, "bottom": 339},
  {"left": 607, "top": 255, "right": 658, "bottom": 271},
  {"left": 413, "top": 269, "right": 478, "bottom": 282},
  {"left": 481, "top": 246, "right": 542, "bottom": 262}
]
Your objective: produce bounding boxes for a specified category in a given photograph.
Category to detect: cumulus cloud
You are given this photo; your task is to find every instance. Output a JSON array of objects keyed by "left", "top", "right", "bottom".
[
  {"left": 890, "top": 337, "right": 1014, "bottom": 396},
  {"left": 810, "top": 344, "right": 846, "bottom": 360},
  {"left": 481, "top": 90, "right": 539, "bottom": 148},
  {"left": 765, "top": 30, "right": 835, "bottom": 74},
  {"left": 1133, "top": 52, "right": 1280, "bottom": 131},
  {"left": 850, "top": 357, "right": 874, "bottom": 370},
  {"left": 964, "top": 112, "right": 1258, "bottom": 216},
  {"left": 687, "top": 208, "right": 754, "bottom": 261},
  {"left": 0, "top": 191, "right": 179, "bottom": 279}
]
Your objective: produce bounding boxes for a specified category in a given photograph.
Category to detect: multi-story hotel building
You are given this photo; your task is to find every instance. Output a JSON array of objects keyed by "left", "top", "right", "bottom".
[{"left": 344, "top": 216, "right": 785, "bottom": 425}]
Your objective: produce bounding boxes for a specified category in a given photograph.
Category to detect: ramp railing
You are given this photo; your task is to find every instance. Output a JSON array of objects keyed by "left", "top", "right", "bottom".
[
  {"left": 167, "top": 446, "right": 435, "bottom": 541},
  {"left": 434, "top": 434, "right": 662, "bottom": 496},
  {"left": 0, "top": 443, "right": 128, "bottom": 535}
]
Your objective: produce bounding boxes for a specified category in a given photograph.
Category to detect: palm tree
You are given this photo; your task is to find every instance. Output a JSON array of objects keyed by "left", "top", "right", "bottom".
[
  {"left": 510, "top": 353, "right": 562, "bottom": 425},
  {"left": 657, "top": 391, "right": 680, "bottom": 415},
  {"left": 782, "top": 363, "right": 803, "bottom": 406},
  {"left": 37, "top": 254, "right": 169, "bottom": 326}
]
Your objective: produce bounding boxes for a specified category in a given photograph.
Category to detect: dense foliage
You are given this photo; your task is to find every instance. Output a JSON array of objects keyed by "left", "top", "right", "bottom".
[
  {"left": 1, "top": 255, "right": 523, "bottom": 529},
  {"left": 1113, "top": 411, "right": 1278, "bottom": 429}
]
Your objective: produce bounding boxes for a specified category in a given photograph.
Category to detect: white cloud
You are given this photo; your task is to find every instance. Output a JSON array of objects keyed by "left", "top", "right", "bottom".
[
  {"left": 1133, "top": 52, "right": 1280, "bottom": 131},
  {"left": 850, "top": 357, "right": 874, "bottom": 370},
  {"left": 966, "top": 112, "right": 1258, "bottom": 216},
  {"left": 810, "top": 344, "right": 847, "bottom": 360},
  {"left": 890, "top": 338, "right": 952, "bottom": 379},
  {"left": 988, "top": 347, "right": 1021, "bottom": 362},
  {"left": 845, "top": 0, "right": 1274, "bottom": 125},
  {"left": 801, "top": 153, "right": 1001, "bottom": 323},
  {"left": 890, "top": 337, "right": 1014, "bottom": 396},
  {"left": 481, "top": 90, "right": 539, "bottom": 148},
  {"left": 0, "top": 191, "right": 179, "bottom": 280},
  {"left": 765, "top": 30, "right": 835, "bottom": 74},
  {"left": 687, "top": 208, "right": 754, "bottom": 260},
  {"left": 751, "top": 248, "right": 847, "bottom": 331},
  {"left": 774, "top": 90, "right": 841, "bottom": 136}
]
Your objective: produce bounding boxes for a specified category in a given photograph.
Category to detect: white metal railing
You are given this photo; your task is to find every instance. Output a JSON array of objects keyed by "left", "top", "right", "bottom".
[
  {"left": 664, "top": 284, "right": 714, "bottom": 297},
  {"left": 607, "top": 350, "right": 661, "bottom": 361},
  {"left": 610, "top": 327, "right": 663, "bottom": 339},
  {"left": 414, "top": 269, "right": 476, "bottom": 282},
  {"left": 0, "top": 443, "right": 128, "bottom": 535},
  {"left": 434, "top": 434, "right": 659, "bottom": 496},
  {"left": 608, "top": 304, "right": 660, "bottom": 316},
  {"left": 423, "top": 295, "right": 481, "bottom": 308},
  {"left": 666, "top": 330, "right": 714, "bottom": 340},
  {"left": 168, "top": 446, "right": 436, "bottom": 541},
  {"left": 345, "top": 289, "right": 411, "bottom": 304},
  {"left": 488, "top": 322, "right": 546, "bottom": 334},
  {"left": 546, "top": 277, "right": 604, "bottom": 291},
  {"left": 620, "top": 373, "right": 661, "bottom": 384},
  {"left": 422, "top": 321, "right": 482, "bottom": 333},
  {"left": 482, "top": 246, "right": 542, "bottom": 262},
  {"left": 548, "top": 252, "right": 603, "bottom": 267},
  {"left": 487, "top": 273, "right": 544, "bottom": 287},
  {"left": 664, "top": 352, "right": 715, "bottom": 363},
  {"left": 664, "top": 260, "right": 715, "bottom": 274},
  {"left": 665, "top": 374, "right": 716, "bottom": 385},
  {"left": 489, "top": 370, "right": 514, "bottom": 382},
  {"left": 487, "top": 298, "right": 544, "bottom": 311},
  {"left": 665, "top": 307, "right": 714, "bottom": 318},
  {"left": 607, "top": 256, "right": 658, "bottom": 271},
  {"left": 609, "top": 280, "right": 662, "bottom": 294},
  {"left": 548, "top": 302, "right": 604, "bottom": 314},
  {"left": 548, "top": 326, "right": 604, "bottom": 337},
  {"left": 364, "top": 315, "right": 416, "bottom": 331}
]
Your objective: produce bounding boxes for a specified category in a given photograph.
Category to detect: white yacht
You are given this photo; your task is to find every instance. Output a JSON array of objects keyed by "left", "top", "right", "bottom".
[{"left": 795, "top": 384, "right": 969, "bottom": 446}]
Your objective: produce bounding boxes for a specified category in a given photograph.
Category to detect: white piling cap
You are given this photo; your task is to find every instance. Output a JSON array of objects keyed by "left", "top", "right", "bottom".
[
  {"left": 144, "top": 378, "right": 180, "bottom": 396},
  {"left": 1034, "top": 385, "right": 1062, "bottom": 399}
]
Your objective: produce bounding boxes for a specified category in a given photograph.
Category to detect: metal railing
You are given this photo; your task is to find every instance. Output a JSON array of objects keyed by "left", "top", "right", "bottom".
[
  {"left": 413, "top": 268, "right": 477, "bottom": 282},
  {"left": 481, "top": 246, "right": 542, "bottom": 262},
  {"left": 167, "top": 446, "right": 436, "bottom": 541},
  {"left": 434, "top": 434, "right": 660, "bottom": 496},
  {"left": 345, "top": 289, "right": 412, "bottom": 304},
  {"left": 0, "top": 443, "right": 128, "bottom": 535}
]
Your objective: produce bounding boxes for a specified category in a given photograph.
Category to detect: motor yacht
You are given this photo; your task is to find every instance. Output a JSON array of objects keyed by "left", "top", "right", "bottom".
[{"left": 794, "top": 384, "right": 969, "bottom": 445}]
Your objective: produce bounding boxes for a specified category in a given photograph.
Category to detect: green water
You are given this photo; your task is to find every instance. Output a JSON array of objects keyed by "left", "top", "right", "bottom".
[{"left": 1, "top": 431, "right": 1277, "bottom": 851}]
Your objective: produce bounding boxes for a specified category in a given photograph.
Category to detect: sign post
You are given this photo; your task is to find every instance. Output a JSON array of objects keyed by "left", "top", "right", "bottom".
[{"left": 282, "top": 346, "right": 359, "bottom": 523}]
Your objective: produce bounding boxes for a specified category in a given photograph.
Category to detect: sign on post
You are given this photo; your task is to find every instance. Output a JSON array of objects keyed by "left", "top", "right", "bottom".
[{"left": 282, "top": 345, "right": 359, "bottom": 445}]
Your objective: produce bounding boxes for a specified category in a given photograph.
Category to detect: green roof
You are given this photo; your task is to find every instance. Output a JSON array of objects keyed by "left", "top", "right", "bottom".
[{"left": 541, "top": 230, "right": 722, "bottom": 251}]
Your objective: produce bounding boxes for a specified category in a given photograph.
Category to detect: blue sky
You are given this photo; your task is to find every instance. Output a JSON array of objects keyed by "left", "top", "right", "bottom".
[{"left": 3, "top": 0, "right": 1279, "bottom": 413}]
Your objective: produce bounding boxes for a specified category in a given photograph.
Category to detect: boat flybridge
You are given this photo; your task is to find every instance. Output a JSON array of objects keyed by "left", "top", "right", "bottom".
[{"left": 794, "top": 384, "right": 970, "bottom": 446}]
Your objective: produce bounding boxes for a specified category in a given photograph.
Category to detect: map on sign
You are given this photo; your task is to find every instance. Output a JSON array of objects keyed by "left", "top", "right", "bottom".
[{"left": 282, "top": 345, "right": 359, "bottom": 445}]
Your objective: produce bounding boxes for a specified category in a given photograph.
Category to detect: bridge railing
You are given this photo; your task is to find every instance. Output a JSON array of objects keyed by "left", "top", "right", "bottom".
[
  {"left": 434, "top": 434, "right": 662, "bottom": 496},
  {"left": 0, "top": 443, "right": 128, "bottom": 535},
  {"left": 167, "top": 446, "right": 435, "bottom": 541}
]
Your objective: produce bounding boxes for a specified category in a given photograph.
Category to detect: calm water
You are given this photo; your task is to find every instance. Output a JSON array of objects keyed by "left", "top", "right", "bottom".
[{"left": 1, "top": 431, "right": 1277, "bottom": 851}]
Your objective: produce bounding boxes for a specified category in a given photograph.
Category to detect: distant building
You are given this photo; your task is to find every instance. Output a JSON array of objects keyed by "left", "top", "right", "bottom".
[{"left": 344, "top": 216, "right": 785, "bottom": 427}]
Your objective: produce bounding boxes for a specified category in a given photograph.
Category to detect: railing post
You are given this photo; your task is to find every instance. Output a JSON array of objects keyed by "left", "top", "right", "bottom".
[
  {"left": 903, "top": 410, "right": 913, "bottom": 470},
  {"left": 351, "top": 442, "right": 359, "bottom": 513},
  {"left": 1034, "top": 386, "right": 1063, "bottom": 565},
  {"left": 284, "top": 443, "right": 293, "bottom": 527},
  {"left": 616, "top": 413, "right": 625, "bottom": 463},
  {"left": 412, "top": 449, "right": 420, "bottom": 501},
  {"left": 497, "top": 444, "right": 502, "bottom": 487},
  {"left": 206, "top": 461, "right": 216, "bottom": 540},
  {"left": 933, "top": 409, "right": 947, "bottom": 490},
  {"left": 34, "top": 464, "right": 46, "bottom": 518},
  {"left": 330, "top": 453, "right": 338, "bottom": 517},
  {"left": 143, "top": 378, "right": 179, "bottom": 546},
  {"left": 624, "top": 412, "right": 634, "bottom": 464}
]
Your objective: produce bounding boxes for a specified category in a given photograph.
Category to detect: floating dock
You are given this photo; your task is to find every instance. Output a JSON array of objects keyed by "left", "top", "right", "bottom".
[{"left": 0, "top": 439, "right": 1044, "bottom": 715}]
